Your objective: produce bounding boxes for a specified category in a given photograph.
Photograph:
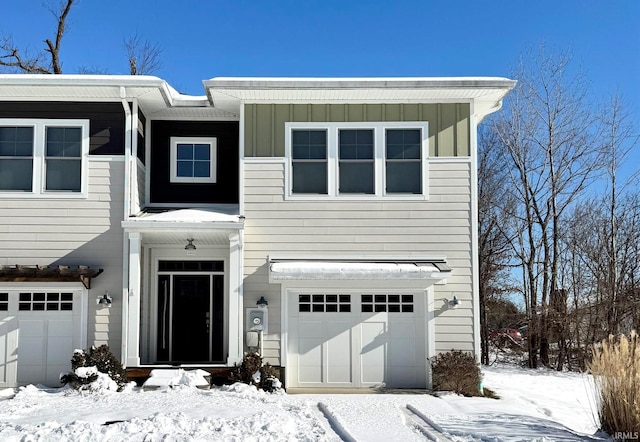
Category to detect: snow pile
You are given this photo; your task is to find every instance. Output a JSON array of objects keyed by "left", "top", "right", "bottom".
[
  {"left": 0, "top": 364, "right": 606, "bottom": 441},
  {"left": 142, "top": 368, "right": 210, "bottom": 390}
]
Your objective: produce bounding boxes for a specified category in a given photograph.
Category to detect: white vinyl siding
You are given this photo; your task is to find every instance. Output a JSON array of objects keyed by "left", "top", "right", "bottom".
[
  {"left": 242, "top": 159, "right": 474, "bottom": 364},
  {"left": 0, "top": 159, "right": 125, "bottom": 350}
]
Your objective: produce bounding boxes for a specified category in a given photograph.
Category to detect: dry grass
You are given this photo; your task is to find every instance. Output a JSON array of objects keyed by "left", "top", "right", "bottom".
[{"left": 588, "top": 330, "right": 640, "bottom": 435}]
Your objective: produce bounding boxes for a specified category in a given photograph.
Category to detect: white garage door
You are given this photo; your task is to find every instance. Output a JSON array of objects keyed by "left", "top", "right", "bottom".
[
  {"left": 0, "top": 289, "right": 85, "bottom": 388},
  {"left": 287, "top": 292, "right": 427, "bottom": 389}
]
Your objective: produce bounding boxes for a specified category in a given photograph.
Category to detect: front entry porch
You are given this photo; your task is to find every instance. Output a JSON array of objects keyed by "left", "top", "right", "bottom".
[{"left": 122, "top": 208, "right": 245, "bottom": 369}]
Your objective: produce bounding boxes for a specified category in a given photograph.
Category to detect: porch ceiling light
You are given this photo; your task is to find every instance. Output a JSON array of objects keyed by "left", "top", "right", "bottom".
[{"left": 185, "top": 238, "right": 196, "bottom": 250}]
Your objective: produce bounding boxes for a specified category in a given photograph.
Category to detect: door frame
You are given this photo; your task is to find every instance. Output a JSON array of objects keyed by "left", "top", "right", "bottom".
[{"left": 143, "top": 246, "right": 229, "bottom": 365}]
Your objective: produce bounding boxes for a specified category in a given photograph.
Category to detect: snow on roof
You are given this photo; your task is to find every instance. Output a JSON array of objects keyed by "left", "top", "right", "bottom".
[
  {"left": 269, "top": 260, "right": 450, "bottom": 281},
  {"left": 138, "top": 208, "right": 241, "bottom": 223}
]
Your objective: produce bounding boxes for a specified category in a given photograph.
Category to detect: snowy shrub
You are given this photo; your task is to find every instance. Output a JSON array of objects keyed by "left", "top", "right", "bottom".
[
  {"left": 61, "top": 345, "right": 127, "bottom": 392},
  {"left": 430, "top": 350, "right": 483, "bottom": 397},
  {"left": 229, "top": 352, "right": 282, "bottom": 393},
  {"left": 589, "top": 331, "right": 640, "bottom": 436}
]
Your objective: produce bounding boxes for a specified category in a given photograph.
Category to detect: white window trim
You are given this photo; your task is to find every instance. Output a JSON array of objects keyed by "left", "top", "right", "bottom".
[
  {"left": 169, "top": 137, "right": 217, "bottom": 184},
  {"left": 0, "top": 119, "right": 90, "bottom": 199},
  {"left": 284, "top": 121, "right": 428, "bottom": 200}
]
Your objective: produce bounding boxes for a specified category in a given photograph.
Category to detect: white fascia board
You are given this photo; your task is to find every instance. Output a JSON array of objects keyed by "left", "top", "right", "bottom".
[{"left": 121, "top": 220, "right": 244, "bottom": 231}]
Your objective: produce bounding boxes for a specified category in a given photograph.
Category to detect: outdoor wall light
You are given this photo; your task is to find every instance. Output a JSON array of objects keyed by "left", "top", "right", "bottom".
[
  {"left": 447, "top": 296, "right": 460, "bottom": 309},
  {"left": 97, "top": 292, "right": 112, "bottom": 307},
  {"left": 256, "top": 296, "right": 269, "bottom": 308}
]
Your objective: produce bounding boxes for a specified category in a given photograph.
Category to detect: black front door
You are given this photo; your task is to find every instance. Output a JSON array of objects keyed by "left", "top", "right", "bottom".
[{"left": 157, "top": 268, "right": 224, "bottom": 363}]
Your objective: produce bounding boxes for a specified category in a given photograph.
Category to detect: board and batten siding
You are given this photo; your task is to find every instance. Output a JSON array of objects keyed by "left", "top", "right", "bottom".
[
  {"left": 0, "top": 159, "right": 125, "bottom": 351},
  {"left": 242, "top": 160, "right": 474, "bottom": 364},
  {"left": 244, "top": 103, "right": 470, "bottom": 158}
]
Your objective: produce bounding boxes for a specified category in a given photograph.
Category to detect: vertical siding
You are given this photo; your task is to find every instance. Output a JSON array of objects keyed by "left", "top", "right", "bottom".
[
  {"left": 242, "top": 160, "right": 474, "bottom": 364},
  {"left": 244, "top": 103, "right": 471, "bottom": 158},
  {"left": 0, "top": 160, "right": 125, "bottom": 352}
]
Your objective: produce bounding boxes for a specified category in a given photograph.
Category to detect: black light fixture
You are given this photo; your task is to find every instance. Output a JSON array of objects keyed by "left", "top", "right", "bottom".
[
  {"left": 97, "top": 292, "right": 112, "bottom": 307},
  {"left": 256, "top": 296, "right": 268, "bottom": 308},
  {"left": 448, "top": 295, "right": 460, "bottom": 309},
  {"left": 185, "top": 238, "right": 196, "bottom": 250}
]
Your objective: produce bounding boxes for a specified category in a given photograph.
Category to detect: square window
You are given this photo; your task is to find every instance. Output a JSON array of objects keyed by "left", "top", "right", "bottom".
[
  {"left": 312, "top": 304, "right": 324, "bottom": 312},
  {"left": 46, "top": 303, "right": 59, "bottom": 311},
  {"left": 299, "top": 304, "right": 311, "bottom": 312},
  {"left": 388, "top": 295, "right": 400, "bottom": 303},
  {"left": 388, "top": 304, "right": 401, "bottom": 313},
  {"left": 47, "top": 293, "right": 60, "bottom": 301},
  {"left": 61, "top": 293, "right": 73, "bottom": 301},
  {"left": 374, "top": 304, "right": 387, "bottom": 312},
  {"left": 402, "top": 295, "right": 414, "bottom": 303},
  {"left": 0, "top": 304, "right": 7, "bottom": 311},
  {"left": 299, "top": 294, "right": 310, "bottom": 303},
  {"left": 362, "top": 304, "right": 373, "bottom": 313},
  {"left": 326, "top": 304, "right": 338, "bottom": 312},
  {"left": 33, "top": 303, "right": 45, "bottom": 311},
  {"left": 19, "top": 293, "right": 31, "bottom": 302},
  {"left": 312, "top": 294, "right": 324, "bottom": 303},
  {"left": 33, "top": 293, "right": 45, "bottom": 301},
  {"left": 61, "top": 303, "right": 73, "bottom": 311},
  {"left": 339, "top": 304, "right": 351, "bottom": 313},
  {"left": 170, "top": 138, "right": 217, "bottom": 183},
  {"left": 326, "top": 294, "right": 337, "bottom": 303},
  {"left": 19, "top": 303, "right": 31, "bottom": 311},
  {"left": 339, "top": 295, "right": 351, "bottom": 303},
  {"left": 402, "top": 305, "right": 414, "bottom": 313},
  {"left": 361, "top": 294, "right": 373, "bottom": 303},
  {"left": 0, "top": 293, "right": 8, "bottom": 302},
  {"left": 375, "top": 294, "right": 386, "bottom": 303}
]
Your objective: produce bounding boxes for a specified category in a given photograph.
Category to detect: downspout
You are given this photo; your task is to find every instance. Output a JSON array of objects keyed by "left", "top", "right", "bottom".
[{"left": 121, "top": 90, "right": 132, "bottom": 365}]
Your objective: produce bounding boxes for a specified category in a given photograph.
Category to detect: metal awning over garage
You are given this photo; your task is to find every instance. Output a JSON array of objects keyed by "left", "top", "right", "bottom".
[{"left": 268, "top": 258, "right": 451, "bottom": 281}]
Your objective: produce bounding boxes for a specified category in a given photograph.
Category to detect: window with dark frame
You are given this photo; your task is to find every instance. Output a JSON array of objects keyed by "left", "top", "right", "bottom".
[
  {"left": 361, "top": 294, "right": 414, "bottom": 313},
  {"left": 298, "top": 294, "right": 351, "bottom": 313},
  {"left": 18, "top": 292, "right": 73, "bottom": 311}
]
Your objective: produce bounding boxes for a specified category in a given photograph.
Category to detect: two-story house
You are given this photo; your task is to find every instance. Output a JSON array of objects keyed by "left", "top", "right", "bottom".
[{"left": 0, "top": 75, "right": 514, "bottom": 389}]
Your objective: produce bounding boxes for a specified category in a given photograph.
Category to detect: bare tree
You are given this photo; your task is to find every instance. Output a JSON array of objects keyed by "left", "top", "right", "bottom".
[
  {"left": 490, "top": 46, "right": 601, "bottom": 368},
  {"left": 124, "top": 33, "right": 163, "bottom": 75},
  {"left": 0, "top": 0, "right": 75, "bottom": 74},
  {"left": 478, "top": 126, "right": 518, "bottom": 364}
]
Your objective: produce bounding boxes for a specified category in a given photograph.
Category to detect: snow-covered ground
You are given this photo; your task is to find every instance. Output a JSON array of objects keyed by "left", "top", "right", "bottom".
[{"left": 0, "top": 364, "right": 607, "bottom": 441}]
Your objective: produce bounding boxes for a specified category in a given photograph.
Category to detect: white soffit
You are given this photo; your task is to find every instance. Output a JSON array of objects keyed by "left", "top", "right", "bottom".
[
  {"left": 204, "top": 77, "right": 517, "bottom": 119},
  {"left": 269, "top": 260, "right": 452, "bottom": 281}
]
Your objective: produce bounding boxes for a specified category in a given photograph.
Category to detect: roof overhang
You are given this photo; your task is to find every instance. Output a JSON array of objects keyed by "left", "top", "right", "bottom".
[
  {"left": 122, "top": 208, "right": 244, "bottom": 245},
  {"left": 0, "top": 74, "right": 236, "bottom": 119},
  {"left": 204, "top": 77, "right": 516, "bottom": 121},
  {"left": 268, "top": 258, "right": 451, "bottom": 283}
]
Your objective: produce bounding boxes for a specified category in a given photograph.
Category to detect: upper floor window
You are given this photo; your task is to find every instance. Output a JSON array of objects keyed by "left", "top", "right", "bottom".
[
  {"left": 291, "top": 130, "right": 327, "bottom": 194},
  {"left": 0, "top": 119, "right": 89, "bottom": 198},
  {"left": 285, "top": 122, "right": 428, "bottom": 199},
  {"left": 170, "top": 137, "right": 217, "bottom": 183}
]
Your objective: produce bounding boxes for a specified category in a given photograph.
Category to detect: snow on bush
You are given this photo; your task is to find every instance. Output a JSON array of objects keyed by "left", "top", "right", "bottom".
[
  {"left": 229, "top": 352, "right": 283, "bottom": 393},
  {"left": 61, "top": 345, "right": 128, "bottom": 392}
]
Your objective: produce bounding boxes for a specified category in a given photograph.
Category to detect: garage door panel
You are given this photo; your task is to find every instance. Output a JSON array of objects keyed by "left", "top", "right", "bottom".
[
  {"left": 0, "top": 318, "right": 18, "bottom": 387},
  {"left": 326, "top": 328, "right": 352, "bottom": 383},
  {"left": 47, "top": 336, "right": 73, "bottom": 365},
  {"left": 48, "top": 319, "right": 73, "bottom": 337}
]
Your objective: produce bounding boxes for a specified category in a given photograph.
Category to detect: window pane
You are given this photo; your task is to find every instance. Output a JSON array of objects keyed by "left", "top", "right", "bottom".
[
  {"left": 46, "top": 127, "right": 81, "bottom": 157},
  {"left": 193, "top": 144, "right": 210, "bottom": 161},
  {"left": 339, "top": 162, "right": 374, "bottom": 194},
  {"left": 386, "top": 129, "right": 421, "bottom": 160},
  {"left": 339, "top": 130, "right": 373, "bottom": 159},
  {"left": 193, "top": 161, "right": 210, "bottom": 178},
  {"left": 177, "top": 144, "right": 193, "bottom": 160},
  {"left": 0, "top": 158, "right": 33, "bottom": 191},
  {"left": 386, "top": 162, "right": 421, "bottom": 193},
  {"left": 177, "top": 161, "right": 193, "bottom": 177},
  {"left": 45, "top": 159, "right": 81, "bottom": 191},
  {"left": 0, "top": 127, "right": 33, "bottom": 156},
  {"left": 292, "top": 130, "right": 326, "bottom": 160},
  {"left": 292, "top": 162, "right": 327, "bottom": 194}
]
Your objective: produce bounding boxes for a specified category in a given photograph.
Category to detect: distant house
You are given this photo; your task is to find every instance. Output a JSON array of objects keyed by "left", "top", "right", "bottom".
[{"left": 0, "top": 75, "right": 514, "bottom": 389}]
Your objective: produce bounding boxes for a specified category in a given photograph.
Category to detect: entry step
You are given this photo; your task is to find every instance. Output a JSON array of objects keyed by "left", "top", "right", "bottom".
[{"left": 142, "top": 369, "right": 211, "bottom": 391}]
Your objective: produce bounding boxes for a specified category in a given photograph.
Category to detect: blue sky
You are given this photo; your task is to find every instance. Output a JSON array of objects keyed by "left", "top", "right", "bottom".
[{"left": 2, "top": 0, "right": 638, "bottom": 102}]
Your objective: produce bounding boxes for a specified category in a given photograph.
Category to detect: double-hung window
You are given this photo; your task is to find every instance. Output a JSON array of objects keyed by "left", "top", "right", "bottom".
[
  {"left": 286, "top": 122, "right": 428, "bottom": 199},
  {"left": 291, "top": 129, "right": 327, "bottom": 194},
  {"left": 170, "top": 137, "right": 217, "bottom": 183},
  {"left": 0, "top": 119, "right": 89, "bottom": 197}
]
